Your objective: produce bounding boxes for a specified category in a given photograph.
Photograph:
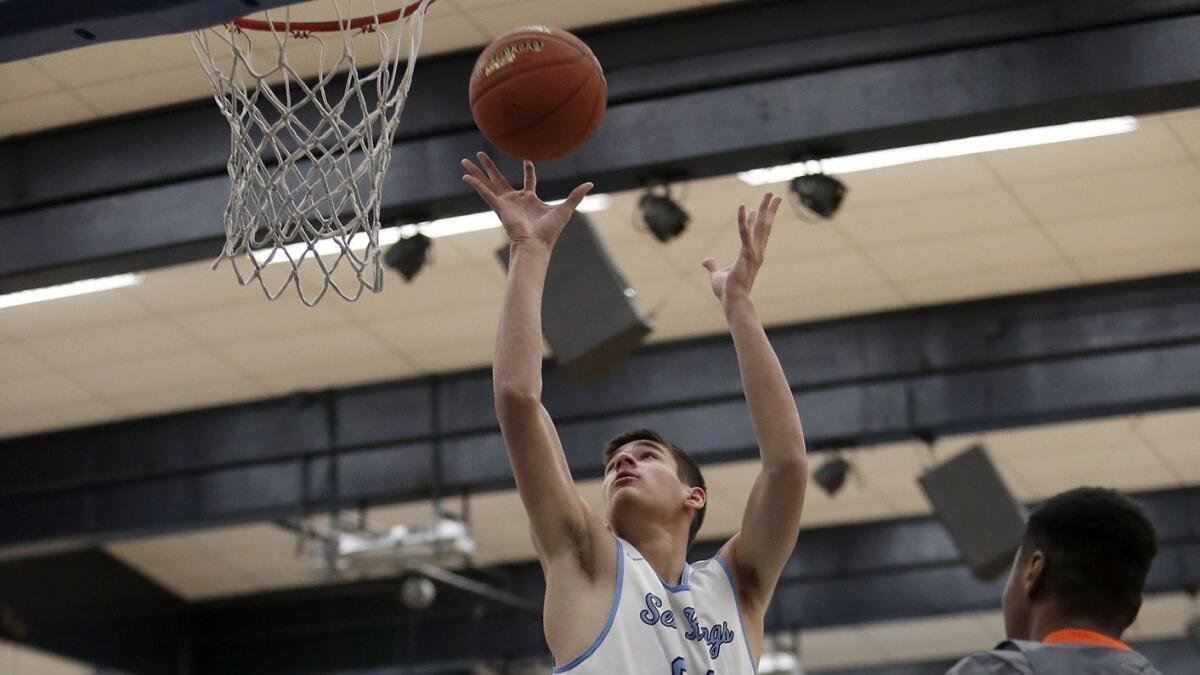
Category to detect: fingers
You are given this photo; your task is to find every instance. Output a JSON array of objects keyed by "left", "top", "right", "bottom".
[
  {"left": 701, "top": 257, "right": 720, "bottom": 273},
  {"left": 462, "top": 174, "right": 500, "bottom": 210},
  {"left": 476, "top": 151, "right": 514, "bottom": 192},
  {"left": 523, "top": 160, "right": 536, "bottom": 193},
  {"left": 555, "top": 181, "right": 594, "bottom": 213},
  {"left": 737, "top": 205, "right": 752, "bottom": 250}
]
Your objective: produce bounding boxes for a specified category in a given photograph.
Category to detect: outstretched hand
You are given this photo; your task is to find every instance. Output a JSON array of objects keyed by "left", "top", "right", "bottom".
[
  {"left": 461, "top": 152, "right": 593, "bottom": 251},
  {"left": 702, "top": 192, "right": 782, "bottom": 305}
]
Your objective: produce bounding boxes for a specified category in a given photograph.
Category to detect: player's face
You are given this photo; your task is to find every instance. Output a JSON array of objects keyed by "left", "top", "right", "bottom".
[{"left": 601, "top": 440, "right": 688, "bottom": 525}]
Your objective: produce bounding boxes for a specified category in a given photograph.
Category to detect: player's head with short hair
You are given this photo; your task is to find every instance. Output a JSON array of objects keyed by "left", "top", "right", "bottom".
[
  {"left": 1001, "top": 486, "right": 1157, "bottom": 640},
  {"left": 602, "top": 429, "right": 706, "bottom": 549}
]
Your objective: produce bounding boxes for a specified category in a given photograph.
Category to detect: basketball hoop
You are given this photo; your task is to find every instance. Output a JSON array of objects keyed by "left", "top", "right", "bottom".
[{"left": 190, "top": 0, "right": 434, "bottom": 305}]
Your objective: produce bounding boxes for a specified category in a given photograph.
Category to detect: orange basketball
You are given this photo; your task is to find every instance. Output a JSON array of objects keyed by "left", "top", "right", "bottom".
[{"left": 469, "top": 26, "right": 607, "bottom": 161}]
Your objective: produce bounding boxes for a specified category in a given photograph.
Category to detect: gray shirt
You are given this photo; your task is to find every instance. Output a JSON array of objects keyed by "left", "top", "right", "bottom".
[{"left": 946, "top": 640, "right": 1163, "bottom": 675}]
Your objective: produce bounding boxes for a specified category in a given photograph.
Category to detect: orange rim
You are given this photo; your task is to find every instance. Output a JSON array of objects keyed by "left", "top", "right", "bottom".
[{"left": 231, "top": 0, "right": 433, "bottom": 34}]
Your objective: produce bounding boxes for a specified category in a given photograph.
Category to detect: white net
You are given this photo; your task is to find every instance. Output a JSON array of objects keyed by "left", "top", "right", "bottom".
[{"left": 190, "top": 0, "right": 432, "bottom": 305}]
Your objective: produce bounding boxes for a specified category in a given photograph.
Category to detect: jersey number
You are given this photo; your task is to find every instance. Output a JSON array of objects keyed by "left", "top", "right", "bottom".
[{"left": 670, "top": 656, "right": 714, "bottom": 675}]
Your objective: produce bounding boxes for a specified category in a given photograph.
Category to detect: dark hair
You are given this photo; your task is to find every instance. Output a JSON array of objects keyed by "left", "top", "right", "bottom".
[
  {"left": 603, "top": 428, "right": 706, "bottom": 547},
  {"left": 1023, "top": 487, "right": 1157, "bottom": 629}
]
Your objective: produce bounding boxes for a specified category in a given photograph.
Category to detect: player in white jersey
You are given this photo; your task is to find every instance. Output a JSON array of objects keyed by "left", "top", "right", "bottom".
[{"left": 462, "top": 152, "right": 808, "bottom": 674}]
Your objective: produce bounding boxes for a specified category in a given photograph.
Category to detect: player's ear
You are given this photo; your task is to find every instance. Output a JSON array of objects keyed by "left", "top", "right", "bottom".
[{"left": 685, "top": 486, "right": 706, "bottom": 511}]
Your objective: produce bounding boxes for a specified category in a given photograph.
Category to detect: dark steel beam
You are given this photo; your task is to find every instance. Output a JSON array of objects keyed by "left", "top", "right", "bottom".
[
  {"left": 181, "top": 487, "right": 1200, "bottom": 674},
  {"left": 5, "top": 1, "right": 1200, "bottom": 291},
  {"left": 1, "top": 273, "right": 1198, "bottom": 549}
]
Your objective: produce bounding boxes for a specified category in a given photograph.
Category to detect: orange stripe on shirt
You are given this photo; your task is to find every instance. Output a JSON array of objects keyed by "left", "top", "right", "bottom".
[{"left": 1043, "top": 628, "right": 1133, "bottom": 652}]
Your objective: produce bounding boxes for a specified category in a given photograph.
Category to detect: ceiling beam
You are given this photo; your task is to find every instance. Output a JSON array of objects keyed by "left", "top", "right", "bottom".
[
  {"left": 4, "top": 0, "right": 1200, "bottom": 292},
  {"left": 1, "top": 272, "right": 1198, "bottom": 549}
]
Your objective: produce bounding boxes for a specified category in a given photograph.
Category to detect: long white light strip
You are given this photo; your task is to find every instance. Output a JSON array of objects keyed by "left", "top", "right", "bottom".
[
  {"left": 737, "top": 117, "right": 1139, "bottom": 185},
  {"left": 254, "top": 193, "right": 613, "bottom": 266},
  {"left": 0, "top": 273, "right": 145, "bottom": 310}
]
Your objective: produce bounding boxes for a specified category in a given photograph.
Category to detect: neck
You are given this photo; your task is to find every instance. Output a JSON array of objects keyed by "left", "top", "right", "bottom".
[
  {"left": 620, "top": 522, "right": 690, "bottom": 586},
  {"left": 1029, "top": 607, "right": 1125, "bottom": 642}
]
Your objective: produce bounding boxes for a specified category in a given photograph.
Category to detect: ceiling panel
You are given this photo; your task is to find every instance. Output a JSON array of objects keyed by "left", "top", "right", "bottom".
[
  {"left": 832, "top": 155, "right": 999, "bottom": 208},
  {"left": 1074, "top": 245, "right": 1200, "bottom": 284},
  {"left": 0, "top": 290, "right": 152, "bottom": 340},
  {"left": 23, "top": 318, "right": 199, "bottom": 371},
  {"left": 867, "top": 228, "right": 1065, "bottom": 283},
  {"left": 835, "top": 187, "right": 1033, "bottom": 247},
  {"left": 0, "top": 341, "right": 53, "bottom": 380},
  {"left": 0, "top": 91, "right": 97, "bottom": 139},
  {"left": 1162, "top": 107, "right": 1200, "bottom": 158},
  {"left": 70, "top": 350, "right": 251, "bottom": 399},
  {"left": 1043, "top": 203, "right": 1200, "bottom": 259},
  {"left": 0, "top": 398, "right": 121, "bottom": 439},
  {"left": 113, "top": 376, "right": 269, "bottom": 418},
  {"left": 168, "top": 297, "right": 352, "bottom": 345},
  {"left": 1008, "top": 161, "right": 1200, "bottom": 222},
  {"left": 981, "top": 116, "right": 1189, "bottom": 183},
  {"left": 72, "top": 62, "right": 220, "bottom": 117},
  {"left": 896, "top": 260, "right": 1080, "bottom": 306},
  {"left": 861, "top": 612, "right": 995, "bottom": 662},
  {"left": 0, "top": 60, "right": 62, "bottom": 102},
  {"left": 216, "top": 324, "right": 394, "bottom": 374},
  {"left": 798, "top": 626, "right": 890, "bottom": 670},
  {"left": 0, "top": 373, "right": 96, "bottom": 416}
]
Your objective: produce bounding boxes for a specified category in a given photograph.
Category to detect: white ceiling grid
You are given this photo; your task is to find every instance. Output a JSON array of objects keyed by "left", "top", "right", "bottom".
[{"left": 3, "top": 111, "right": 1200, "bottom": 438}]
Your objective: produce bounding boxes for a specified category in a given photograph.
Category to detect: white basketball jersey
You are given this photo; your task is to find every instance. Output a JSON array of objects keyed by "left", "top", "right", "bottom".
[{"left": 552, "top": 537, "right": 757, "bottom": 675}]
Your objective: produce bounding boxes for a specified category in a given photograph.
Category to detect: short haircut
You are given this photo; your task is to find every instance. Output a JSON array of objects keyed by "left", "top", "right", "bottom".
[
  {"left": 602, "top": 429, "right": 706, "bottom": 547},
  {"left": 1022, "top": 487, "right": 1157, "bottom": 628}
]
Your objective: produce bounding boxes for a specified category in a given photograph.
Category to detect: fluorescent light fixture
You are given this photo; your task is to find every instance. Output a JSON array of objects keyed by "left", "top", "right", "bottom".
[
  {"left": 759, "top": 652, "right": 802, "bottom": 674},
  {"left": 255, "top": 194, "right": 612, "bottom": 266},
  {"left": 738, "top": 116, "right": 1139, "bottom": 185},
  {"left": 0, "top": 273, "right": 145, "bottom": 310}
]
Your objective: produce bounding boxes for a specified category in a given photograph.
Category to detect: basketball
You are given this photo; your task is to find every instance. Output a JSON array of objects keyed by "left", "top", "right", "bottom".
[{"left": 469, "top": 26, "right": 607, "bottom": 161}]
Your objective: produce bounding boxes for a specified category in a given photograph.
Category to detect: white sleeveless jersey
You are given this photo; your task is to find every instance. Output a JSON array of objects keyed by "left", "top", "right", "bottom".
[{"left": 553, "top": 537, "right": 757, "bottom": 675}]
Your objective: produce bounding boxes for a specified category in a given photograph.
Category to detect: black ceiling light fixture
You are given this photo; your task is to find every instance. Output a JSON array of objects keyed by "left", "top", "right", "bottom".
[
  {"left": 384, "top": 231, "right": 432, "bottom": 282},
  {"left": 814, "top": 454, "right": 852, "bottom": 497},
  {"left": 789, "top": 172, "right": 847, "bottom": 220},
  {"left": 637, "top": 182, "right": 690, "bottom": 243}
]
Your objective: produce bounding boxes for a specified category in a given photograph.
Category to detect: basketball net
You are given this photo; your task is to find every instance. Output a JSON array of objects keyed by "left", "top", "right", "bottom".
[{"left": 190, "top": 0, "right": 433, "bottom": 305}]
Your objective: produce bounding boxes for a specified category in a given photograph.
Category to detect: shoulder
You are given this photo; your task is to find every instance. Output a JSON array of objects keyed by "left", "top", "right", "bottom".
[{"left": 946, "top": 643, "right": 1033, "bottom": 675}]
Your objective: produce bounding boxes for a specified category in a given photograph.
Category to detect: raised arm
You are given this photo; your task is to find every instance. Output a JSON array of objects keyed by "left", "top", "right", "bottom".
[
  {"left": 461, "top": 153, "right": 597, "bottom": 564},
  {"left": 705, "top": 193, "right": 809, "bottom": 612}
]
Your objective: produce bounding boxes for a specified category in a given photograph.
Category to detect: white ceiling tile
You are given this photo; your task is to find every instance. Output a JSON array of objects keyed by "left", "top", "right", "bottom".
[
  {"left": 836, "top": 187, "right": 1032, "bottom": 247},
  {"left": 113, "top": 376, "right": 268, "bottom": 418},
  {"left": 1125, "top": 592, "right": 1193, "bottom": 640},
  {"left": 0, "top": 61, "right": 63, "bottom": 102},
  {"left": 603, "top": 241, "right": 684, "bottom": 285},
  {"left": 633, "top": 277, "right": 714, "bottom": 317},
  {"left": 338, "top": 264, "right": 504, "bottom": 322},
  {"left": 898, "top": 260, "right": 1079, "bottom": 306},
  {"left": 0, "top": 342, "right": 52, "bottom": 379},
  {"left": 403, "top": 339, "right": 494, "bottom": 374},
  {"left": 1044, "top": 204, "right": 1200, "bottom": 260},
  {"left": 368, "top": 303, "right": 501, "bottom": 353},
  {"left": 257, "top": 354, "right": 419, "bottom": 395},
  {"left": 1162, "top": 108, "right": 1200, "bottom": 158},
  {"left": 217, "top": 324, "right": 393, "bottom": 374},
  {"left": 644, "top": 306, "right": 729, "bottom": 343},
  {"left": 434, "top": 227, "right": 510, "bottom": 265},
  {"left": 119, "top": 261, "right": 264, "bottom": 314},
  {"left": 0, "top": 398, "right": 120, "bottom": 440},
  {"left": 0, "top": 373, "right": 95, "bottom": 415},
  {"left": 983, "top": 417, "right": 1136, "bottom": 464},
  {"left": 12, "top": 643, "right": 91, "bottom": 675},
  {"left": 418, "top": 12, "right": 491, "bottom": 56},
  {"left": 753, "top": 285, "right": 906, "bottom": 327},
  {"left": 22, "top": 318, "right": 198, "bottom": 370},
  {"left": 1075, "top": 244, "right": 1200, "bottom": 284},
  {"left": 799, "top": 626, "right": 889, "bottom": 670},
  {"left": 833, "top": 155, "right": 999, "bottom": 208},
  {"left": 0, "top": 289, "right": 151, "bottom": 340},
  {"left": 1137, "top": 408, "right": 1200, "bottom": 447},
  {"left": 756, "top": 251, "right": 892, "bottom": 297},
  {"left": 983, "top": 117, "right": 1189, "bottom": 183},
  {"left": 1009, "top": 162, "right": 1200, "bottom": 222},
  {"left": 170, "top": 297, "right": 352, "bottom": 345},
  {"left": 72, "top": 62, "right": 221, "bottom": 117},
  {"left": 0, "top": 91, "right": 95, "bottom": 139},
  {"left": 860, "top": 613, "right": 994, "bottom": 662},
  {"left": 71, "top": 350, "right": 248, "bottom": 398},
  {"left": 1154, "top": 439, "right": 1200, "bottom": 484},
  {"left": 32, "top": 33, "right": 199, "bottom": 87},
  {"left": 870, "top": 227, "right": 1066, "bottom": 284}
]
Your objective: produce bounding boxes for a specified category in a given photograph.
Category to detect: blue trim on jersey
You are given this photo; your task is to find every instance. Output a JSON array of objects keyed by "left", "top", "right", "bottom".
[
  {"left": 659, "top": 562, "right": 692, "bottom": 593},
  {"left": 714, "top": 553, "right": 759, "bottom": 674},
  {"left": 552, "top": 538, "right": 625, "bottom": 673}
]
